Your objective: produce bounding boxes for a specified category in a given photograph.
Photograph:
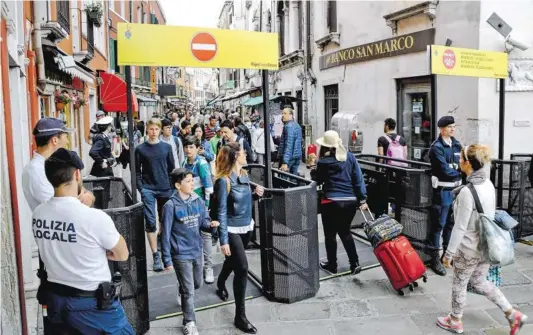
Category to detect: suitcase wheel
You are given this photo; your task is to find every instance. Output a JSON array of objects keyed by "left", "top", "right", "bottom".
[
  {"left": 409, "top": 284, "right": 414, "bottom": 292},
  {"left": 398, "top": 290, "right": 405, "bottom": 296},
  {"left": 422, "top": 275, "right": 428, "bottom": 283},
  {"left": 413, "top": 282, "right": 419, "bottom": 288}
]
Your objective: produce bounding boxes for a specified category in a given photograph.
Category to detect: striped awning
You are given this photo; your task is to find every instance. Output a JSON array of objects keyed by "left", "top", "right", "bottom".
[{"left": 54, "top": 55, "right": 94, "bottom": 84}]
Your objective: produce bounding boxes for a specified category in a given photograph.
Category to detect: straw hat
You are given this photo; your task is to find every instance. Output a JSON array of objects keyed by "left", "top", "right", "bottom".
[{"left": 316, "top": 130, "right": 347, "bottom": 162}]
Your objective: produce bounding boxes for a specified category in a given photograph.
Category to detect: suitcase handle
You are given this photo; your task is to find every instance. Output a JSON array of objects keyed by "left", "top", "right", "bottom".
[{"left": 360, "top": 208, "right": 375, "bottom": 223}]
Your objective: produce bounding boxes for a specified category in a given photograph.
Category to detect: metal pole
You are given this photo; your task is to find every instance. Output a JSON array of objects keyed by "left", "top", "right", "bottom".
[
  {"left": 126, "top": 65, "right": 138, "bottom": 203},
  {"left": 262, "top": 70, "right": 272, "bottom": 188},
  {"left": 498, "top": 78, "right": 505, "bottom": 159}
]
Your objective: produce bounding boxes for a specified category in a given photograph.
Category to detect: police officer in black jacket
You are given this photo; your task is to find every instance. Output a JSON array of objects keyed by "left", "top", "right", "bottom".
[
  {"left": 427, "top": 116, "right": 463, "bottom": 276},
  {"left": 89, "top": 116, "right": 116, "bottom": 177}
]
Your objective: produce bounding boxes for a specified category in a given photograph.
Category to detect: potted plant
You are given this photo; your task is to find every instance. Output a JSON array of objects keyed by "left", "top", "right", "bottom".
[
  {"left": 73, "top": 94, "right": 87, "bottom": 110},
  {"left": 85, "top": 2, "right": 103, "bottom": 27},
  {"left": 55, "top": 90, "right": 71, "bottom": 111}
]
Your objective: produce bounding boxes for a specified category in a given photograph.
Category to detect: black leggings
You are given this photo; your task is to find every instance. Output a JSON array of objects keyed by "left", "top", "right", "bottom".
[
  {"left": 321, "top": 201, "right": 359, "bottom": 267},
  {"left": 217, "top": 231, "right": 252, "bottom": 316}
]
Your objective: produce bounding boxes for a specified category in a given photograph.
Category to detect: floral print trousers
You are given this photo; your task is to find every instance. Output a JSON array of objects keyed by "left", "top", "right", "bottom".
[{"left": 451, "top": 250, "right": 512, "bottom": 318}]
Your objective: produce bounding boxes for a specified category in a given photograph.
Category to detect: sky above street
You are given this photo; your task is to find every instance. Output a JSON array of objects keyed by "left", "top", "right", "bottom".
[{"left": 160, "top": 0, "right": 227, "bottom": 28}]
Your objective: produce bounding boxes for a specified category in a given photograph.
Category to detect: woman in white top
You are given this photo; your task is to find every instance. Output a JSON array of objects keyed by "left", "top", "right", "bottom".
[
  {"left": 437, "top": 144, "right": 527, "bottom": 335},
  {"left": 251, "top": 119, "right": 276, "bottom": 165}
]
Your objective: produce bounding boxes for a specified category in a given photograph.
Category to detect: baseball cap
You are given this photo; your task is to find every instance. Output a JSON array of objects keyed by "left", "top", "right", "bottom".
[
  {"left": 33, "top": 118, "right": 73, "bottom": 138},
  {"left": 46, "top": 148, "right": 84, "bottom": 170},
  {"left": 96, "top": 110, "right": 105, "bottom": 117}
]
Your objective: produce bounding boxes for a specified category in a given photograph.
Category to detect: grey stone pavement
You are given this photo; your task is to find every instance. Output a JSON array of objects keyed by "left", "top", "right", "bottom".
[{"left": 147, "top": 242, "right": 533, "bottom": 335}]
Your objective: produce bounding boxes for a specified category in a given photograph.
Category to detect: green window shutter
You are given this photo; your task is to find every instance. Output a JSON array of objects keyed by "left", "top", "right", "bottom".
[{"left": 109, "top": 38, "right": 116, "bottom": 71}]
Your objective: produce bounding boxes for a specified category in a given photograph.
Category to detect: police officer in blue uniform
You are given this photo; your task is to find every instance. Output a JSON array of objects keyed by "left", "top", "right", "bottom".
[
  {"left": 427, "top": 116, "right": 463, "bottom": 276},
  {"left": 33, "top": 148, "right": 133, "bottom": 334}
]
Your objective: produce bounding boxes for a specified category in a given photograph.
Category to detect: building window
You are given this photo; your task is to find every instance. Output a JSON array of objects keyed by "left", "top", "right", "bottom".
[
  {"left": 87, "top": 16, "right": 95, "bottom": 57},
  {"left": 327, "top": 0, "right": 337, "bottom": 33},
  {"left": 324, "top": 84, "right": 338, "bottom": 131},
  {"left": 277, "top": 1, "right": 285, "bottom": 56},
  {"left": 129, "top": 0, "right": 133, "bottom": 21},
  {"left": 57, "top": 0, "right": 70, "bottom": 33}
]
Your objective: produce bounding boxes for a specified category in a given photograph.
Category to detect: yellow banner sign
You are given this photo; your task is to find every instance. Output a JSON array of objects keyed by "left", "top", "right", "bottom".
[
  {"left": 117, "top": 23, "right": 279, "bottom": 70},
  {"left": 430, "top": 45, "right": 508, "bottom": 79}
]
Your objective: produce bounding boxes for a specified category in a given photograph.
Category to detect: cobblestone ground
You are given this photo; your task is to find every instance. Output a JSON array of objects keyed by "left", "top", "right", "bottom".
[{"left": 149, "top": 243, "right": 533, "bottom": 335}]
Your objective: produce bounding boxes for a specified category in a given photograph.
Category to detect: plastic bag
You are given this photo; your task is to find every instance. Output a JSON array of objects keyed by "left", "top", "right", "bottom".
[{"left": 478, "top": 212, "right": 515, "bottom": 266}]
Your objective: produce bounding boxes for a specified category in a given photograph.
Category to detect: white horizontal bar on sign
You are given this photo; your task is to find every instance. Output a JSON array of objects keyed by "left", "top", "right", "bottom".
[{"left": 192, "top": 43, "right": 216, "bottom": 51}]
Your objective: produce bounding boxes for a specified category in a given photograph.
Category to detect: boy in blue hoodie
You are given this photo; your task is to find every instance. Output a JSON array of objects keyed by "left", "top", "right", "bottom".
[{"left": 161, "top": 168, "right": 219, "bottom": 335}]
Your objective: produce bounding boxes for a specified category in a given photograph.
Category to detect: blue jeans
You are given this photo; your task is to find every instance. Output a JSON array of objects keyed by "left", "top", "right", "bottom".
[
  {"left": 427, "top": 189, "right": 454, "bottom": 251},
  {"left": 288, "top": 157, "right": 301, "bottom": 175},
  {"left": 141, "top": 188, "right": 173, "bottom": 233},
  {"left": 44, "top": 291, "right": 134, "bottom": 335},
  {"left": 174, "top": 256, "right": 203, "bottom": 325}
]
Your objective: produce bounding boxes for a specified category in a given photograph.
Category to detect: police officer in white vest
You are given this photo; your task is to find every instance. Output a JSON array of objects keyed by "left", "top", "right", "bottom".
[{"left": 33, "top": 148, "right": 133, "bottom": 334}]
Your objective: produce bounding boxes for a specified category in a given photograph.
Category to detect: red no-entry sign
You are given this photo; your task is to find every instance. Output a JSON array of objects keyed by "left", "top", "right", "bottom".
[{"left": 191, "top": 32, "right": 218, "bottom": 62}]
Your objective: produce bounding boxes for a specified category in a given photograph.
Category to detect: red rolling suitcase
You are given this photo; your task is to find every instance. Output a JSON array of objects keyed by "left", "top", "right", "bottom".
[{"left": 374, "top": 235, "right": 428, "bottom": 296}]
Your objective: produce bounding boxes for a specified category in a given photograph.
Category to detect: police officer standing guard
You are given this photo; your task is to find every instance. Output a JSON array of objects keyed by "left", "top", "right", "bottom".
[
  {"left": 427, "top": 116, "right": 462, "bottom": 276},
  {"left": 89, "top": 116, "right": 116, "bottom": 177},
  {"left": 34, "top": 148, "right": 133, "bottom": 334}
]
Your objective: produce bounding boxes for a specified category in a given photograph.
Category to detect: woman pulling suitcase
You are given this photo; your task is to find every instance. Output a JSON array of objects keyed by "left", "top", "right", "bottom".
[{"left": 310, "top": 130, "right": 367, "bottom": 275}]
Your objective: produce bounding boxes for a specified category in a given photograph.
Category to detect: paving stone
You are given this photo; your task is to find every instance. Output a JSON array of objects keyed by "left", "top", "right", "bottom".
[
  {"left": 410, "top": 311, "right": 499, "bottom": 334},
  {"left": 255, "top": 321, "right": 332, "bottom": 335},
  {"left": 499, "top": 270, "right": 532, "bottom": 287},
  {"left": 212, "top": 302, "right": 275, "bottom": 325},
  {"left": 431, "top": 292, "right": 499, "bottom": 312},
  {"left": 501, "top": 286, "right": 533, "bottom": 305},
  {"left": 274, "top": 301, "right": 331, "bottom": 321},
  {"left": 333, "top": 316, "right": 423, "bottom": 335},
  {"left": 151, "top": 307, "right": 216, "bottom": 328},
  {"left": 313, "top": 280, "right": 349, "bottom": 301},
  {"left": 369, "top": 295, "right": 444, "bottom": 316},
  {"left": 344, "top": 278, "right": 395, "bottom": 299},
  {"left": 331, "top": 299, "right": 373, "bottom": 318},
  {"left": 484, "top": 324, "right": 533, "bottom": 335},
  {"left": 485, "top": 305, "right": 533, "bottom": 326},
  {"left": 411, "top": 274, "right": 453, "bottom": 295}
]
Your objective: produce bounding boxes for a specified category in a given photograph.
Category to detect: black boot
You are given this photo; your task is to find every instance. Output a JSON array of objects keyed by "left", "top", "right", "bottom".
[
  {"left": 350, "top": 261, "right": 362, "bottom": 275},
  {"left": 235, "top": 313, "right": 257, "bottom": 334},
  {"left": 430, "top": 252, "right": 447, "bottom": 276},
  {"left": 319, "top": 261, "right": 337, "bottom": 274},
  {"left": 216, "top": 284, "right": 229, "bottom": 301}
]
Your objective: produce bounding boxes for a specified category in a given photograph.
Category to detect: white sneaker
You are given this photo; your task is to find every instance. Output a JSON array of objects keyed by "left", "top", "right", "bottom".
[
  {"left": 204, "top": 267, "right": 214, "bottom": 284},
  {"left": 183, "top": 321, "right": 199, "bottom": 335},
  {"left": 176, "top": 288, "right": 181, "bottom": 306}
]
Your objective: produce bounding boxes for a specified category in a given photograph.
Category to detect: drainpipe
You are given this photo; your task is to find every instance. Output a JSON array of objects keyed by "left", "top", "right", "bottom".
[{"left": 32, "top": 2, "right": 46, "bottom": 92}]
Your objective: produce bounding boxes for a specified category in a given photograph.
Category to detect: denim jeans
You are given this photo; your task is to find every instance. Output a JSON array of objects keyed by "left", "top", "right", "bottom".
[
  {"left": 141, "top": 188, "right": 173, "bottom": 233},
  {"left": 43, "top": 291, "right": 134, "bottom": 335},
  {"left": 173, "top": 256, "right": 203, "bottom": 325},
  {"left": 201, "top": 231, "right": 212, "bottom": 269},
  {"left": 427, "top": 189, "right": 454, "bottom": 251},
  {"left": 287, "top": 157, "right": 301, "bottom": 175}
]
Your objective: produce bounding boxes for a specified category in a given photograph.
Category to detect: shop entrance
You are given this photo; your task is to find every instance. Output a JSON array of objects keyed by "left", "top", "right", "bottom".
[{"left": 396, "top": 77, "right": 433, "bottom": 162}]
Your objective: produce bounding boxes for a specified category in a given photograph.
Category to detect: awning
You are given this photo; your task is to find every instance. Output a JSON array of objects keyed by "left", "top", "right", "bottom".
[
  {"left": 206, "top": 94, "right": 224, "bottom": 107},
  {"left": 220, "top": 87, "right": 260, "bottom": 102},
  {"left": 54, "top": 55, "right": 94, "bottom": 84},
  {"left": 242, "top": 95, "right": 278, "bottom": 106},
  {"left": 99, "top": 71, "right": 139, "bottom": 113},
  {"left": 137, "top": 95, "right": 158, "bottom": 106}
]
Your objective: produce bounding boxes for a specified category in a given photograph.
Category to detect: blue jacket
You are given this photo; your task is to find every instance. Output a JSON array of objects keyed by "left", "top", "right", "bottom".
[
  {"left": 161, "top": 192, "right": 211, "bottom": 266},
  {"left": 200, "top": 139, "right": 215, "bottom": 162},
  {"left": 311, "top": 152, "right": 367, "bottom": 203},
  {"left": 212, "top": 172, "right": 255, "bottom": 245},
  {"left": 278, "top": 120, "right": 303, "bottom": 164},
  {"left": 428, "top": 136, "right": 462, "bottom": 183}
]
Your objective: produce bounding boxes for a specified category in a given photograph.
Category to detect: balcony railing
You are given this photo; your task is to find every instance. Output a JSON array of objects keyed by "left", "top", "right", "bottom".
[{"left": 57, "top": 0, "right": 70, "bottom": 34}]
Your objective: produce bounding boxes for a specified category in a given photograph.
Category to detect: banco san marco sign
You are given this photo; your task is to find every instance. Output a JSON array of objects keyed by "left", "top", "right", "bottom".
[{"left": 319, "top": 28, "right": 435, "bottom": 70}]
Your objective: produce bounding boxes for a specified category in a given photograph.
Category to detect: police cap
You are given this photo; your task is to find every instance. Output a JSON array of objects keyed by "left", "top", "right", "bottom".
[{"left": 437, "top": 116, "right": 455, "bottom": 128}]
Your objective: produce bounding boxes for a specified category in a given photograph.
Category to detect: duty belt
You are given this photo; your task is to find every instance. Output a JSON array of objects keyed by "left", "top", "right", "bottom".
[{"left": 46, "top": 282, "right": 98, "bottom": 298}]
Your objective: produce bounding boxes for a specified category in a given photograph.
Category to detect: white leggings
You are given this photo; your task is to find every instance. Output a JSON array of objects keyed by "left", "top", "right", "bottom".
[{"left": 451, "top": 250, "right": 512, "bottom": 318}]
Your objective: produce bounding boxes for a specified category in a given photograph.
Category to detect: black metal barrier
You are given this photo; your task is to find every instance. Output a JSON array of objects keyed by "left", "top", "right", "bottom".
[
  {"left": 83, "top": 177, "right": 149, "bottom": 335},
  {"left": 354, "top": 155, "right": 433, "bottom": 261},
  {"left": 492, "top": 155, "right": 533, "bottom": 239},
  {"left": 245, "top": 164, "right": 320, "bottom": 303}
]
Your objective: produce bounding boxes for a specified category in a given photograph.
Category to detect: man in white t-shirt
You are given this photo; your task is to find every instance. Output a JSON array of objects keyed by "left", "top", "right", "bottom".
[
  {"left": 23, "top": 118, "right": 94, "bottom": 211},
  {"left": 33, "top": 148, "right": 133, "bottom": 334}
]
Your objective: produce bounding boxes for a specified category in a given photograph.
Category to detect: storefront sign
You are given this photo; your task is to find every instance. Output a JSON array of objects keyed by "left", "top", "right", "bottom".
[
  {"left": 117, "top": 23, "right": 279, "bottom": 70},
  {"left": 430, "top": 45, "right": 508, "bottom": 79},
  {"left": 319, "top": 29, "right": 435, "bottom": 70},
  {"left": 150, "top": 68, "right": 157, "bottom": 94}
]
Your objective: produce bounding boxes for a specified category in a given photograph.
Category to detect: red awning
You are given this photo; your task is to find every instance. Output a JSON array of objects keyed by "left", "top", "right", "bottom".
[{"left": 99, "top": 71, "right": 138, "bottom": 113}]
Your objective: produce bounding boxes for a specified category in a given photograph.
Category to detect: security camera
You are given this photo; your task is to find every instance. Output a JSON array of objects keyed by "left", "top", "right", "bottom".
[{"left": 505, "top": 34, "right": 531, "bottom": 52}]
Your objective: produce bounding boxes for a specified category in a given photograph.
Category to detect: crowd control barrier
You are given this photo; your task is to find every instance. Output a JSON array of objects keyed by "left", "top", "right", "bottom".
[
  {"left": 354, "top": 155, "right": 433, "bottom": 261},
  {"left": 245, "top": 164, "right": 320, "bottom": 303},
  {"left": 492, "top": 155, "right": 533, "bottom": 239},
  {"left": 83, "top": 177, "right": 149, "bottom": 335}
]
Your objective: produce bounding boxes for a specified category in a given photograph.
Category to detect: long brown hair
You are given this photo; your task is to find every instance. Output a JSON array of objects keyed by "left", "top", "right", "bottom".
[{"left": 215, "top": 142, "right": 246, "bottom": 179}]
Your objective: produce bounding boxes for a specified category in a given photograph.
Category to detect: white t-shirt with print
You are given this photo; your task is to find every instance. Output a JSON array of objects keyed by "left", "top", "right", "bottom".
[{"left": 32, "top": 197, "right": 121, "bottom": 291}]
